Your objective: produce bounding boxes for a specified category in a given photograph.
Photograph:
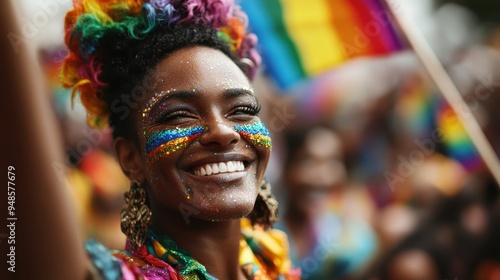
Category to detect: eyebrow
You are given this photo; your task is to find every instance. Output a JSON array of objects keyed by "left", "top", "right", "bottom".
[
  {"left": 223, "top": 88, "right": 257, "bottom": 101},
  {"left": 148, "top": 87, "right": 257, "bottom": 112},
  {"left": 147, "top": 90, "right": 199, "bottom": 111},
  {"left": 162, "top": 90, "right": 200, "bottom": 100}
]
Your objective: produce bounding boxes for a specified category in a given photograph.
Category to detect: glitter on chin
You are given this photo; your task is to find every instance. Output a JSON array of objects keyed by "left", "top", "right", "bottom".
[
  {"left": 179, "top": 180, "right": 257, "bottom": 222},
  {"left": 145, "top": 126, "right": 206, "bottom": 162},
  {"left": 233, "top": 121, "right": 272, "bottom": 149}
]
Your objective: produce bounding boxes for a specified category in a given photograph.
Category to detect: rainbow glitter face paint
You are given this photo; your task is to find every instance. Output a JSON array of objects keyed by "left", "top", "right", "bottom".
[
  {"left": 233, "top": 121, "right": 272, "bottom": 149},
  {"left": 145, "top": 126, "right": 206, "bottom": 162},
  {"left": 141, "top": 89, "right": 207, "bottom": 162}
]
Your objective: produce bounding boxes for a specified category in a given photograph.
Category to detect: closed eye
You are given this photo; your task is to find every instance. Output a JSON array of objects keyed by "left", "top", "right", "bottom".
[
  {"left": 228, "top": 104, "right": 261, "bottom": 117},
  {"left": 157, "top": 110, "right": 197, "bottom": 123}
]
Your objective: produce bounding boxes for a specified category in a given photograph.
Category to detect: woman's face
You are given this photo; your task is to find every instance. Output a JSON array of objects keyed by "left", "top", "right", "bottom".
[
  {"left": 285, "top": 128, "right": 346, "bottom": 216},
  {"left": 136, "top": 46, "right": 271, "bottom": 222}
]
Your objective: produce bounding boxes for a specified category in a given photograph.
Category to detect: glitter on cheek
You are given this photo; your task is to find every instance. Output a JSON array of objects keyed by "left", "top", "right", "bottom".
[
  {"left": 233, "top": 121, "right": 272, "bottom": 149},
  {"left": 144, "top": 126, "right": 207, "bottom": 162}
]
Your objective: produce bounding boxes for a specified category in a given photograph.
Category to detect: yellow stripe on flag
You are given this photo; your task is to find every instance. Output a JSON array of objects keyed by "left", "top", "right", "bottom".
[{"left": 280, "top": 0, "right": 347, "bottom": 75}]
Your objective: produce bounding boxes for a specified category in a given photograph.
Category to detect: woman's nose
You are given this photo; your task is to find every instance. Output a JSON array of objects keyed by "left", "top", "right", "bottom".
[{"left": 199, "top": 121, "right": 240, "bottom": 148}]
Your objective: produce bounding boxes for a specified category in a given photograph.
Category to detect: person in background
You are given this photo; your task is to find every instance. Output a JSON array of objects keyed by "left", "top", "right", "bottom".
[{"left": 275, "top": 124, "right": 378, "bottom": 279}]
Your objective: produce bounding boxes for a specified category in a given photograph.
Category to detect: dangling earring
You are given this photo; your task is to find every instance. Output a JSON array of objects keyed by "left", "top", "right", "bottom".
[
  {"left": 120, "top": 180, "right": 152, "bottom": 248},
  {"left": 248, "top": 180, "right": 279, "bottom": 230}
]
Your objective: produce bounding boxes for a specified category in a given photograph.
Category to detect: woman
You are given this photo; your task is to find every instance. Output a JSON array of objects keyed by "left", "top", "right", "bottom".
[
  {"left": 276, "top": 125, "right": 377, "bottom": 279},
  {"left": 1, "top": 0, "right": 299, "bottom": 279}
]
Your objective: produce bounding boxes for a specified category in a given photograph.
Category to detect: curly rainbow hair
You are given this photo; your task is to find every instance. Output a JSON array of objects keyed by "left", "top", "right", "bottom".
[{"left": 61, "top": 0, "right": 261, "bottom": 132}]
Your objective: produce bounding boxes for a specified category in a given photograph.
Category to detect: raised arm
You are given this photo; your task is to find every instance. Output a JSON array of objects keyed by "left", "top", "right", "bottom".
[{"left": 0, "top": 1, "right": 86, "bottom": 279}]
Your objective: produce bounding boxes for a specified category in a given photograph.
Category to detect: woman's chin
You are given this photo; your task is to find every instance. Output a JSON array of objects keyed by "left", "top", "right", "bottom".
[{"left": 190, "top": 200, "right": 256, "bottom": 222}]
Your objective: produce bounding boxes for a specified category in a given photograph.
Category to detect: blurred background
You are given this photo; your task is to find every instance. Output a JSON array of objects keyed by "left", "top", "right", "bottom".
[{"left": 16, "top": 0, "right": 500, "bottom": 279}]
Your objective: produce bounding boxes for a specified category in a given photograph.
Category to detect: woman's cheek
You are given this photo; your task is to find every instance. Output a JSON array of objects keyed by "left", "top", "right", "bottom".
[
  {"left": 233, "top": 121, "right": 272, "bottom": 150},
  {"left": 144, "top": 126, "right": 207, "bottom": 163},
  {"left": 141, "top": 120, "right": 271, "bottom": 163}
]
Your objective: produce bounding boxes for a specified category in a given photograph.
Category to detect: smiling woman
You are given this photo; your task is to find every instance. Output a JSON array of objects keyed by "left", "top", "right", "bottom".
[
  {"left": 60, "top": 0, "right": 299, "bottom": 279},
  {"left": 1, "top": 0, "right": 298, "bottom": 279},
  {"left": 131, "top": 46, "right": 271, "bottom": 227}
]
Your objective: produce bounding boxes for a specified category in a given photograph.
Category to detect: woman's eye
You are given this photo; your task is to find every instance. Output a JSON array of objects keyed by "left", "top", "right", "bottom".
[
  {"left": 231, "top": 105, "right": 261, "bottom": 116},
  {"left": 158, "top": 111, "right": 195, "bottom": 123}
]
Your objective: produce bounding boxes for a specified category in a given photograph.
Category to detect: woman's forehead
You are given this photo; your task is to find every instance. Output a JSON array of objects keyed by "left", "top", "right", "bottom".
[
  {"left": 136, "top": 46, "right": 254, "bottom": 111},
  {"left": 149, "top": 46, "right": 251, "bottom": 90}
]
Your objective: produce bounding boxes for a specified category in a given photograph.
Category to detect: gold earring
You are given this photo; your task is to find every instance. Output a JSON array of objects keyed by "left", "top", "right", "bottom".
[
  {"left": 248, "top": 180, "right": 279, "bottom": 230},
  {"left": 120, "top": 180, "right": 152, "bottom": 248}
]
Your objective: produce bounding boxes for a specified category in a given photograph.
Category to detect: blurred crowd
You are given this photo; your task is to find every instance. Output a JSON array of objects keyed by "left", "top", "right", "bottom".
[{"left": 29, "top": 0, "right": 500, "bottom": 279}]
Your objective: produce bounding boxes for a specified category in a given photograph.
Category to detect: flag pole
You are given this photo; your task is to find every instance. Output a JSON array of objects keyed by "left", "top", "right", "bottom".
[{"left": 384, "top": 0, "right": 500, "bottom": 187}]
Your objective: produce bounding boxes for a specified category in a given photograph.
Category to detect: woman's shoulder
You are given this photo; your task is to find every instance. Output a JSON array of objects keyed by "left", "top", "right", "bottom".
[
  {"left": 86, "top": 239, "right": 181, "bottom": 280},
  {"left": 240, "top": 218, "right": 301, "bottom": 280},
  {"left": 85, "top": 221, "right": 300, "bottom": 280}
]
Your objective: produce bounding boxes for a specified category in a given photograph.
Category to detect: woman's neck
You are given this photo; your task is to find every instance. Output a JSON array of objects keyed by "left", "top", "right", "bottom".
[{"left": 150, "top": 213, "right": 246, "bottom": 280}]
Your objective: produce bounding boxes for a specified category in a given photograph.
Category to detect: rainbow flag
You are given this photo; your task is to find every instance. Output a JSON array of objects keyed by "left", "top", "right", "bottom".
[
  {"left": 395, "top": 77, "right": 484, "bottom": 172},
  {"left": 394, "top": 76, "right": 436, "bottom": 139},
  {"left": 241, "top": 0, "right": 404, "bottom": 90},
  {"left": 436, "top": 100, "right": 484, "bottom": 172}
]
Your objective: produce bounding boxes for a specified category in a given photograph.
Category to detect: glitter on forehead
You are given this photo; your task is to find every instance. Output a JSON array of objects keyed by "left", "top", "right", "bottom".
[
  {"left": 233, "top": 121, "right": 272, "bottom": 149},
  {"left": 145, "top": 126, "right": 207, "bottom": 162}
]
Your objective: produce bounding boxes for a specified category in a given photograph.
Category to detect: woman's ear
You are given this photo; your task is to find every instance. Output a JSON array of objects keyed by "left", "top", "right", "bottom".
[{"left": 114, "top": 137, "right": 145, "bottom": 181}]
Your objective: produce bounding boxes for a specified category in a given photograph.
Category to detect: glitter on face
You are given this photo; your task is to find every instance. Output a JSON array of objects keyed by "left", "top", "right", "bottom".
[
  {"left": 141, "top": 89, "right": 177, "bottom": 124},
  {"left": 145, "top": 126, "right": 206, "bottom": 162},
  {"left": 130, "top": 48, "right": 267, "bottom": 223},
  {"left": 140, "top": 88, "right": 208, "bottom": 162},
  {"left": 233, "top": 121, "right": 272, "bottom": 149}
]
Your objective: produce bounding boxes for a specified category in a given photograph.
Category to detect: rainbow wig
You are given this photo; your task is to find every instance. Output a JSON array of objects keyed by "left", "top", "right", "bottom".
[{"left": 61, "top": 0, "right": 261, "bottom": 129}]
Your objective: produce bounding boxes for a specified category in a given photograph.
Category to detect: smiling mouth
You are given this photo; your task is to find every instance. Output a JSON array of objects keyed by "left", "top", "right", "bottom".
[{"left": 192, "top": 161, "right": 246, "bottom": 176}]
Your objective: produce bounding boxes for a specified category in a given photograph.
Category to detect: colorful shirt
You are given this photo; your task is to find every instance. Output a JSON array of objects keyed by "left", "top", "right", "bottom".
[
  {"left": 275, "top": 213, "right": 377, "bottom": 279},
  {"left": 86, "top": 219, "right": 300, "bottom": 280}
]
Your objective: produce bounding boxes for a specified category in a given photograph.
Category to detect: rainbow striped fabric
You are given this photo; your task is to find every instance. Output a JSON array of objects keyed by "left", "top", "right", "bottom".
[
  {"left": 395, "top": 75, "right": 437, "bottom": 139},
  {"left": 436, "top": 100, "right": 484, "bottom": 172},
  {"left": 242, "top": 0, "right": 485, "bottom": 173},
  {"left": 241, "top": 0, "right": 404, "bottom": 90},
  {"left": 395, "top": 76, "right": 484, "bottom": 172}
]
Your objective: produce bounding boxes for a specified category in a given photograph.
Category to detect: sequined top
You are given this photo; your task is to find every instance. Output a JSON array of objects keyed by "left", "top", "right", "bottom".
[{"left": 86, "top": 219, "right": 301, "bottom": 280}]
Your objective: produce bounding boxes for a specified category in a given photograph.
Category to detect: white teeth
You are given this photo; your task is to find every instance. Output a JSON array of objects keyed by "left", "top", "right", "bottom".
[
  {"left": 219, "top": 162, "right": 227, "bottom": 172},
  {"left": 227, "top": 162, "right": 235, "bottom": 172},
  {"left": 212, "top": 164, "right": 219, "bottom": 174},
  {"left": 192, "top": 161, "right": 245, "bottom": 176}
]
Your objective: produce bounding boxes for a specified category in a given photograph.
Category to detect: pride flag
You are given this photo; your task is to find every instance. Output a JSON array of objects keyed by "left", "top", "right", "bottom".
[
  {"left": 395, "top": 75, "right": 437, "bottom": 139},
  {"left": 241, "top": 0, "right": 404, "bottom": 90},
  {"left": 396, "top": 77, "right": 484, "bottom": 172},
  {"left": 436, "top": 100, "right": 484, "bottom": 172}
]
